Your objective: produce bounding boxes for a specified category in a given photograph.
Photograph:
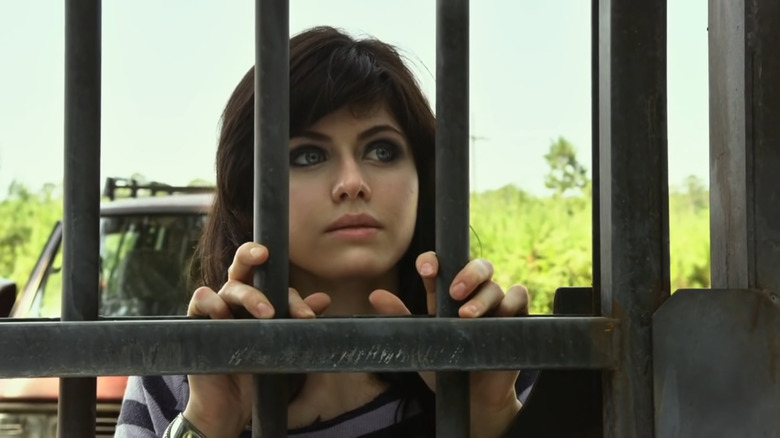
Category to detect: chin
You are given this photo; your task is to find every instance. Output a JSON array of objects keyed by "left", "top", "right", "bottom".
[
  {"left": 328, "top": 259, "right": 395, "bottom": 279},
  {"left": 291, "top": 244, "right": 405, "bottom": 281},
  {"left": 316, "top": 251, "right": 399, "bottom": 280}
]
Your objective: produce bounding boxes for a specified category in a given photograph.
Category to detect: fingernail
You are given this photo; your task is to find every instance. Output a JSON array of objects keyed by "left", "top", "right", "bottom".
[
  {"left": 451, "top": 282, "right": 466, "bottom": 299},
  {"left": 250, "top": 247, "right": 262, "bottom": 258},
  {"left": 420, "top": 263, "right": 434, "bottom": 276},
  {"left": 256, "top": 303, "right": 272, "bottom": 318},
  {"left": 466, "top": 304, "right": 479, "bottom": 316},
  {"left": 303, "top": 308, "right": 316, "bottom": 318}
]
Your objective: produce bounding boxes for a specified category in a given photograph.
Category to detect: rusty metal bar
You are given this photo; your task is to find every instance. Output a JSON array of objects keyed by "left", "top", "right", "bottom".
[
  {"left": 435, "top": 0, "right": 471, "bottom": 436},
  {"left": 709, "top": 0, "right": 780, "bottom": 291},
  {"left": 0, "top": 317, "right": 619, "bottom": 377},
  {"left": 253, "top": 0, "right": 290, "bottom": 436},
  {"left": 591, "top": 0, "right": 601, "bottom": 316},
  {"left": 598, "top": 0, "right": 669, "bottom": 436},
  {"left": 59, "top": 0, "right": 102, "bottom": 437}
]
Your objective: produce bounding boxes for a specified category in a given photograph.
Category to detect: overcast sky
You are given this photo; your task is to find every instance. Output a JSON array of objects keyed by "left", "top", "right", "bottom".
[{"left": 0, "top": 1, "right": 709, "bottom": 197}]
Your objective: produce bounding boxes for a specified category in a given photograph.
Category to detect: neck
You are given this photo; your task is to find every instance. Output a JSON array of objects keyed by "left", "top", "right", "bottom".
[
  {"left": 287, "top": 372, "right": 389, "bottom": 428},
  {"left": 289, "top": 266, "right": 399, "bottom": 316}
]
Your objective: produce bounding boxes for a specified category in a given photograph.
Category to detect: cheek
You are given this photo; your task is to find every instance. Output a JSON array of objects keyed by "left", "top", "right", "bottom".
[
  {"left": 288, "top": 185, "right": 314, "bottom": 234},
  {"left": 408, "top": 179, "right": 419, "bottom": 210},
  {"left": 399, "top": 174, "right": 419, "bottom": 230}
]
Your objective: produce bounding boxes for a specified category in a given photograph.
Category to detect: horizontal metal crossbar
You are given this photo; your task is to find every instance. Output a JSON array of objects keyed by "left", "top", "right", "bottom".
[{"left": 0, "top": 316, "right": 618, "bottom": 377}]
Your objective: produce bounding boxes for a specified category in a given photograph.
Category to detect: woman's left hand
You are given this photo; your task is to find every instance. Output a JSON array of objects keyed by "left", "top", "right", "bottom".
[{"left": 369, "top": 251, "right": 529, "bottom": 438}]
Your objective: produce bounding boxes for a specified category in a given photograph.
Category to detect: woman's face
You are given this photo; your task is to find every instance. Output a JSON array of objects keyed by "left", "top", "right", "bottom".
[{"left": 287, "top": 102, "right": 419, "bottom": 284}]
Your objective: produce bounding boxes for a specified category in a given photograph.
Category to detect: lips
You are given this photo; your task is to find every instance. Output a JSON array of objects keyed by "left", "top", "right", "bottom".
[{"left": 325, "top": 213, "right": 382, "bottom": 232}]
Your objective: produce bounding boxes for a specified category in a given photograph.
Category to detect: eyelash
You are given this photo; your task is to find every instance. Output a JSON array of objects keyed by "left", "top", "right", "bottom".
[
  {"left": 289, "top": 146, "right": 327, "bottom": 167},
  {"left": 365, "top": 141, "right": 400, "bottom": 162},
  {"left": 289, "top": 140, "right": 402, "bottom": 167}
]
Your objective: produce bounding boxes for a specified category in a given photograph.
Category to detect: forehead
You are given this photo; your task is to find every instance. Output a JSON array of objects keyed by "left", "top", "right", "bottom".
[{"left": 303, "top": 101, "right": 404, "bottom": 135}]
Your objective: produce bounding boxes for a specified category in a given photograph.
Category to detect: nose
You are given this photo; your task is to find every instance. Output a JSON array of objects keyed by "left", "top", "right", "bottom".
[{"left": 331, "top": 157, "right": 371, "bottom": 202}]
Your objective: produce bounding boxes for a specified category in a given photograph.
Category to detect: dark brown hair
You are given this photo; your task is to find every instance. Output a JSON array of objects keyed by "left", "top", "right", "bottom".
[{"left": 193, "top": 26, "right": 435, "bottom": 317}]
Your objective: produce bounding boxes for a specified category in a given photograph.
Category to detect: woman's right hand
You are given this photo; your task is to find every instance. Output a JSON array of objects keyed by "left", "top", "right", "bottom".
[{"left": 181, "top": 242, "right": 331, "bottom": 437}]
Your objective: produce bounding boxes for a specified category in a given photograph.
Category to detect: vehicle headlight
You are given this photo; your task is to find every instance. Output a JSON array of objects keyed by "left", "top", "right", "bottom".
[{"left": 0, "top": 412, "right": 57, "bottom": 438}]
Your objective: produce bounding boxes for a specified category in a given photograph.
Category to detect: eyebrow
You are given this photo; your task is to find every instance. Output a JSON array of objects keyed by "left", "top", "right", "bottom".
[{"left": 296, "top": 124, "right": 405, "bottom": 142}]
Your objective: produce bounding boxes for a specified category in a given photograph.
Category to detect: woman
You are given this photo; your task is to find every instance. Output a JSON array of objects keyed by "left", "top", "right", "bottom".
[{"left": 116, "top": 26, "right": 530, "bottom": 438}]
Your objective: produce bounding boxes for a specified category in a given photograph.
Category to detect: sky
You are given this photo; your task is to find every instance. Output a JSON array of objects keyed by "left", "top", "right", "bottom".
[{"left": 0, "top": 1, "right": 709, "bottom": 197}]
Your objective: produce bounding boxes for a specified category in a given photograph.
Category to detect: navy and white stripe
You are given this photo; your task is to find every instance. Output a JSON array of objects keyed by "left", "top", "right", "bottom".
[{"left": 115, "top": 372, "right": 535, "bottom": 438}]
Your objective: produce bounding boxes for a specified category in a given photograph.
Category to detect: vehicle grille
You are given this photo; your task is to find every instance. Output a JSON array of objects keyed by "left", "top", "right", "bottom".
[
  {"left": 0, "top": 421, "right": 24, "bottom": 436},
  {"left": 96, "top": 405, "right": 121, "bottom": 438},
  {"left": 0, "top": 402, "right": 120, "bottom": 438}
]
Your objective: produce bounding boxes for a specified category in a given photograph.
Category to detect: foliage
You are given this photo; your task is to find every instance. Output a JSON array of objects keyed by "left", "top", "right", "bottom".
[
  {"left": 470, "top": 185, "right": 592, "bottom": 314},
  {"left": 0, "top": 150, "right": 711, "bottom": 316},
  {"left": 469, "top": 179, "right": 710, "bottom": 314},
  {"left": 543, "top": 137, "right": 589, "bottom": 196},
  {"left": 0, "top": 181, "right": 62, "bottom": 284}
]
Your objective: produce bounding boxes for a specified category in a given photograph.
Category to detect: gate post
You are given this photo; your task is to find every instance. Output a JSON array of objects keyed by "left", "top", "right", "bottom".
[
  {"left": 598, "top": 0, "right": 670, "bottom": 436},
  {"left": 709, "top": 0, "right": 780, "bottom": 292},
  {"left": 59, "top": 1, "right": 102, "bottom": 437}
]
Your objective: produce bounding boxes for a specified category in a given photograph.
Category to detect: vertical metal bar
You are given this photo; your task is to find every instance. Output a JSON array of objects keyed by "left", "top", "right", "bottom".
[
  {"left": 708, "top": 0, "right": 749, "bottom": 290},
  {"left": 253, "top": 0, "right": 289, "bottom": 436},
  {"left": 435, "top": 0, "right": 470, "bottom": 436},
  {"left": 590, "top": 0, "right": 601, "bottom": 315},
  {"left": 59, "top": 1, "right": 101, "bottom": 437},
  {"left": 709, "top": 0, "right": 780, "bottom": 291},
  {"left": 598, "top": 0, "right": 669, "bottom": 436}
]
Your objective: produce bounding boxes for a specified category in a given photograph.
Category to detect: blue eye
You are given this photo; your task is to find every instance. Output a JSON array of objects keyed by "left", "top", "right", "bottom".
[
  {"left": 366, "top": 141, "right": 399, "bottom": 162},
  {"left": 290, "top": 147, "right": 327, "bottom": 167}
]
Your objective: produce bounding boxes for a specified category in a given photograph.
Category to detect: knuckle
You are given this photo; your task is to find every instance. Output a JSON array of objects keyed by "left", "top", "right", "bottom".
[
  {"left": 479, "top": 259, "right": 495, "bottom": 276},
  {"left": 487, "top": 282, "right": 504, "bottom": 301},
  {"left": 511, "top": 284, "right": 530, "bottom": 297},
  {"left": 219, "top": 280, "right": 246, "bottom": 300},
  {"left": 191, "top": 286, "right": 212, "bottom": 299},
  {"left": 188, "top": 287, "right": 216, "bottom": 316}
]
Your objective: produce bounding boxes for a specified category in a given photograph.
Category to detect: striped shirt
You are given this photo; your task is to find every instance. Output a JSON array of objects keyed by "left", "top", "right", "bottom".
[
  {"left": 115, "top": 373, "right": 535, "bottom": 437},
  {"left": 115, "top": 375, "right": 432, "bottom": 438}
]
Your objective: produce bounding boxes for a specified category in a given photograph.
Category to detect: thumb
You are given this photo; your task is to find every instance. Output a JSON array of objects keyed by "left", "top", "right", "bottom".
[
  {"left": 368, "top": 289, "right": 412, "bottom": 316},
  {"left": 303, "top": 292, "right": 332, "bottom": 316},
  {"left": 369, "top": 289, "right": 435, "bottom": 393}
]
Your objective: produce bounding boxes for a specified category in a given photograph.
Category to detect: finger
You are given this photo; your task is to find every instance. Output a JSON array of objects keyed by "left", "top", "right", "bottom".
[
  {"left": 370, "top": 287, "right": 434, "bottom": 396},
  {"left": 188, "top": 286, "right": 233, "bottom": 319},
  {"left": 415, "top": 251, "right": 438, "bottom": 293},
  {"left": 492, "top": 285, "right": 530, "bottom": 317},
  {"left": 415, "top": 252, "right": 438, "bottom": 314},
  {"left": 288, "top": 288, "right": 317, "bottom": 319},
  {"left": 303, "top": 292, "right": 331, "bottom": 316},
  {"left": 289, "top": 288, "right": 331, "bottom": 318},
  {"left": 226, "top": 242, "right": 269, "bottom": 284},
  {"left": 368, "top": 289, "right": 412, "bottom": 316},
  {"left": 459, "top": 280, "right": 504, "bottom": 318},
  {"left": 450, "top": 258, "right": 494, "bottom": 301},
  {"left": 217, "top": 279, "right": 274, "bottom": 319},
  {"left": 368, "top": 289, "right": 433, "bottom": 391}
]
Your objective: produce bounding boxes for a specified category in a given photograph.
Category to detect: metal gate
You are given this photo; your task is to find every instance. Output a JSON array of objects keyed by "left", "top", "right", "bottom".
[{"left": 1, "top": 0, "right": 779, "bottom": 437}]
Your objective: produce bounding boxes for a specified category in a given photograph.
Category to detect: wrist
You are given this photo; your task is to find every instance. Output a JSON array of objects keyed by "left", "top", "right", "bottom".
[
  {"left": 470, "top": 399, "right": 522, "bottom": 438},
  {"left": 182, "top": 403, "right": 246, "bottom": 438},
  {"left": 164, "top": 413, "right": 207, "bottom": 438}
]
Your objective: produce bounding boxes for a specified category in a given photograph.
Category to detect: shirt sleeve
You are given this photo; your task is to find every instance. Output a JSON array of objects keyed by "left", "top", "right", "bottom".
[{"left": 114, "top": 375, "right": 189, "bottom": 438}]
